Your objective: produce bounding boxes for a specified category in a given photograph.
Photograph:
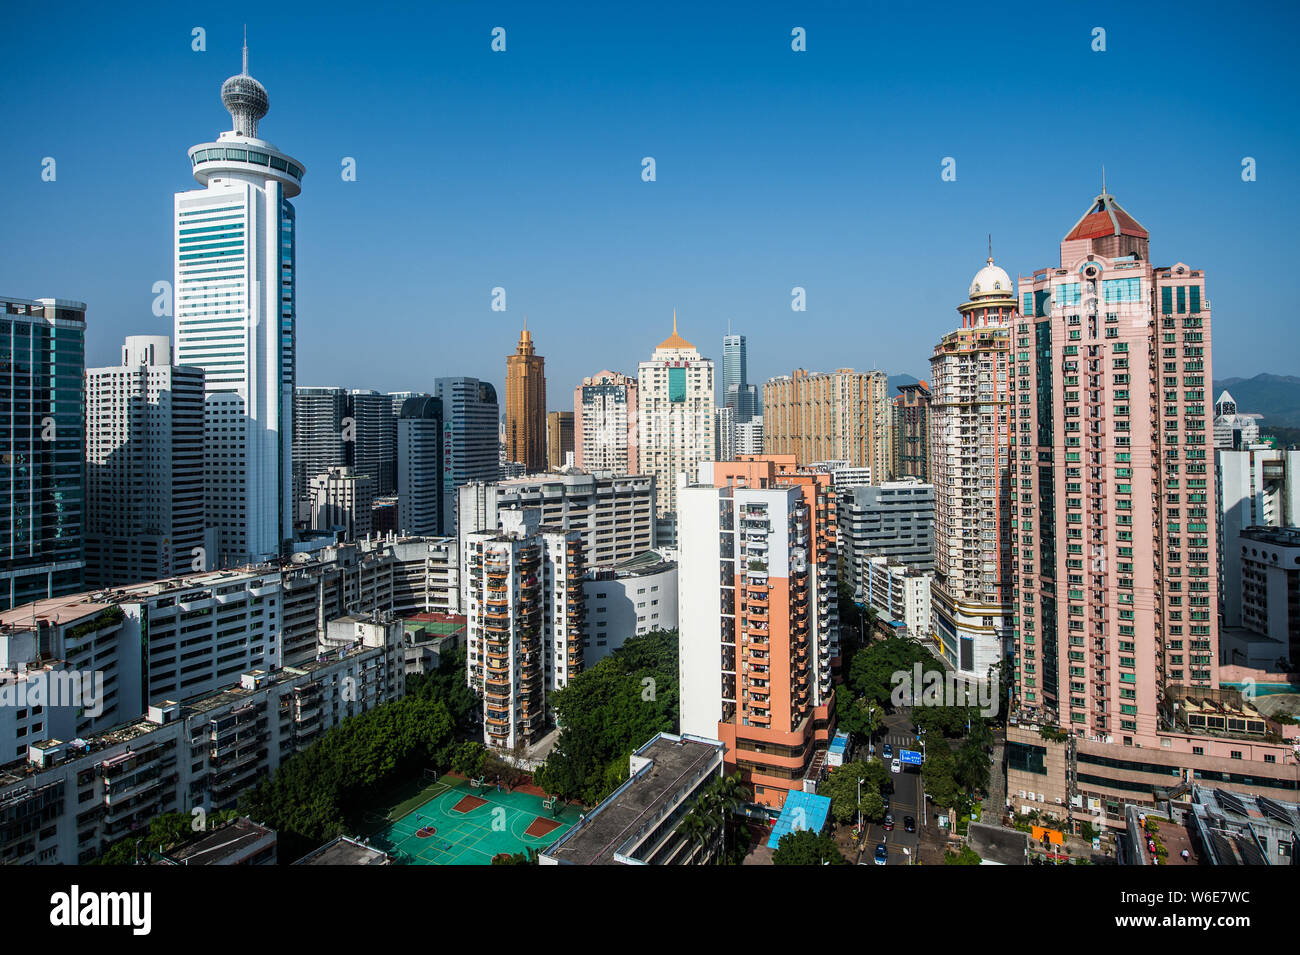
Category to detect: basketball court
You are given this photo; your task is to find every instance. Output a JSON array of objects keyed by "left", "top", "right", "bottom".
[{"left": 365, "top": 774, "right": 582, "bottom": 865}]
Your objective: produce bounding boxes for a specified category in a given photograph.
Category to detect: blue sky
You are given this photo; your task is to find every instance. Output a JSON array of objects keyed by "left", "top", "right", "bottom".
[{"left": 4, "top": 1, "right": 1298, "bottom": 408}]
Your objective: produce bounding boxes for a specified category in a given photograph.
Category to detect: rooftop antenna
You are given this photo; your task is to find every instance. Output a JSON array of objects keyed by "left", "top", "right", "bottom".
[
  {"left": 987, "top": 233, "right": 993, "bottom": 265},
  {"left": 1102, "top": 164, "right": 1107, "bottom": 196}
]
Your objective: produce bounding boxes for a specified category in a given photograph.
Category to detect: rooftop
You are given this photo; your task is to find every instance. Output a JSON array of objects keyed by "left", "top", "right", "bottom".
[
  {"left": 1063, "top": 192, "right": 1149, "bottom": 242},
  {"left": 293, "top": 835, "right": 392, "bottom": 865},
  {"left": 542, "top": 733, "right": 724, "bottom": 865},
  {"left": 161, "top": 818, "right": 275, "bottom": 865}
]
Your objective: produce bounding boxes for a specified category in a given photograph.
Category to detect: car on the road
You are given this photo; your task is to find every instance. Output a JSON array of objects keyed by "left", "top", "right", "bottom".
[
  {"left": 882, "top": 744, "right": 893, "bottom": 759},
  {"left": 874, "top": 843, "right": 888, "bottom": 865},
  {"left": 904, "top": 815, "right": 916, "bottom": 833},
  {"left": 891, "top": 758, "right": 901, "bottom": 774},
  {"left": 883, "top": 813, "right": 894, "bottom": 831},
  {"left": 881, "top": 794, "right": 890, "bottom": 811}
]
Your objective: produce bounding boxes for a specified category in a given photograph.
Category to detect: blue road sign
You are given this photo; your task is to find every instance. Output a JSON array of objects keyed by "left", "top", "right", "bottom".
[{"left": 900, "top": 749, "right": 923, "bottom": 766}]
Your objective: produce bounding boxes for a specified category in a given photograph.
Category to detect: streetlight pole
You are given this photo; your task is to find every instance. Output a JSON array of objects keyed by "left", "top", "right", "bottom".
[
  {"left": 919, "top": 728, "right": 927, "bottom": 827},
  {"left": 857, "top": 777, "right": 865, "bottom": 844}
]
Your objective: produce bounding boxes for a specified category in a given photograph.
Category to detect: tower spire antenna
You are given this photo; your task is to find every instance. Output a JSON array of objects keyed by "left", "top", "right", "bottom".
[
  {"left": 1102, "top": 163, "right": 1107, "bottom": 196},
  {"left": 672, "top": 308, "right": 677, "bottom": 334},
  {"left": 988, "top": 233, "right": 993, "bottom": 265},
  {"left": 242, "top": 25, "right": 248, "bottom": 74}
]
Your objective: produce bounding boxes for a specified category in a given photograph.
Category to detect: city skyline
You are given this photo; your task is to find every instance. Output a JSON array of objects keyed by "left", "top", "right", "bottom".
[{"left": 5, "top": 2, "right": 1297, "bottom": 412}]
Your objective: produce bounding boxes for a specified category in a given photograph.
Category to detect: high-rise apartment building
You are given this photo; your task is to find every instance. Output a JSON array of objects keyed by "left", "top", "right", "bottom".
[
  {"left": 762, "top": 368, "right": 891, "bottom": 478},
  {"left": 1217, "top": 447, "right": 1300, "bottom": 632},
  {"left": 1012, "top": 190, "right": 1219, "bottom": 736},
  {"left": 436, "top": 377, "right": 500, "bottom": 535},
  {"left": 892, "top": 380, "right": 931, "bottom": 482},
  {"left": 637, "top": 313, "right": 714, "bottom": 543},
  {"left": 175, "top": 44, "right": 302, "bottom": 565},
  {"left": 505, "top": 324, "right": 546, "bottom": 474},
  {"left": 85, "top": 336, "right": 205, "bottom": 587},
  {"left": 715, "top": 406, "right": 736, "bottom": 463},
  {"left": 1, "top": 296, "right": 86, "bottom": 611},
  {"left": 736, "top": 415, "right": 764, "bottom": 456},
  {"left": 546, "top": 410, "right": 574, "bottom": 471},
  {"left": 396, "top": 394, "right": 442, "bottom": 536},
  {"left": 929, "top": 254, "right": 1015, "bottom": 678},
  {"left": 464, "top": 509, "right": 584, "bottom": 749},
  {"left": 678, "top": 455, "right": 838, "bottom": 808},
  {"left": 573, "top": 370, "right": 638, "bottom": 474},
  {"left": 722, "top": 333, "right": 758, "bottom": 422}
]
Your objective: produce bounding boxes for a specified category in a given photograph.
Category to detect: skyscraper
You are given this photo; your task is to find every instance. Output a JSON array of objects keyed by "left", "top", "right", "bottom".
[
  {"left": 397, "top": 394, "right": 442, "bottom": 536},
  {"left": 929, "top": 252, "right": 1014, "bottom": 678},
  {"left": 573, "top": 370, "right": 638, "bottom": 474},
  {"left": 892, "top": 380, "right": 931, "bottom": 482},
  {"left": 1, "top": 296, "right": 86, "bottom": 610},
  {"left": 637, "top": 312, "right": 714, "bottom": 543},
  {"left": 722, "top": 332, "right": 758, "bottom": 422},
  {"left": 348, "top": 389, "right": 397, "bottom": 496},
  {"left": 505, "top": 323, "right": 546, "bottom": 473},
  {"left": 546, "top": 410, "right": 574, "bottom": 471},
  {"left": 292, "top": 386, "right": 348, "bottom": 524},
  {"left": 1012, "top": 190, "right": 1219, "bottom": 736},
  {"left": 85, "top": 336, "right": 205, "bottom": 587},
  {"left": 175, "top": 41, "right": 304, "bottom": 564},
  {"left": 762, "top": 368, "right": 891, "bottom": 477},
  {"left": 436, "top": 377, "right": 500, "bottom": 535}
]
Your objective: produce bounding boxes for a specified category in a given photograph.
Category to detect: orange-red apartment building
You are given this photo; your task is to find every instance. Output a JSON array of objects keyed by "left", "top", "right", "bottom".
[{"left": 678, "top": 454, "right": 839, "bottom": 808}]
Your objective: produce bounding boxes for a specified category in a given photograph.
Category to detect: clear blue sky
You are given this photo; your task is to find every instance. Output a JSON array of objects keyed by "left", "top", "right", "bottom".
[{"left": 4, "top": 1, "right": 1297, "bottom": 409}]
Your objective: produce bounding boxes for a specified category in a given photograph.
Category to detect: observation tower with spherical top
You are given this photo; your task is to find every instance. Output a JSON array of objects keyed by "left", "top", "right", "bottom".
[{"left": 173, "top": 36, "right": 306, "bottom": 565}]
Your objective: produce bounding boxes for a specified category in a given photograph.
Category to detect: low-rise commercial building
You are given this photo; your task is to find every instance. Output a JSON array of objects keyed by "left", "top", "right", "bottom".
[{"left": 540, "top": 732, "right": 725, "bottom": 865}]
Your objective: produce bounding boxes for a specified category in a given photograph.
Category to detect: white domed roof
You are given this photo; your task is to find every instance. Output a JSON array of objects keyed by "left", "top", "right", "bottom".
[{"left": 969, "top": 257, "right": 1012, "bottom": 299}]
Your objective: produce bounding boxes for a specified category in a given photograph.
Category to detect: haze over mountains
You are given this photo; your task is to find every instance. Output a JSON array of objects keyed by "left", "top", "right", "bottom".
[{"left": 1213, "top": 373, "right": 1300, "bottom": 428}]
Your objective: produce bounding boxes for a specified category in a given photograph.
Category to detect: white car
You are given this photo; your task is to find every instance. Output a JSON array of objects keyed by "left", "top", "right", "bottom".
[{"left": 891, "top": 758, "right": 902, "bottom": 774}]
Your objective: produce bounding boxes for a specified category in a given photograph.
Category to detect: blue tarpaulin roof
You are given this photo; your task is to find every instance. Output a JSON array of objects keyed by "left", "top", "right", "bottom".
[{"left": 766, "top": 791, "right": 832, "bottom": 849}]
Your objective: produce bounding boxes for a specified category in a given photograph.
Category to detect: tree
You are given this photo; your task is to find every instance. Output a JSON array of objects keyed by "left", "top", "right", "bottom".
[
  {"left": 848, "top": 636, "right": 945, "bottom": 707},
  {"left": 819, "top": 760, "right": 884, "bottom": 825},
  {"left": 921, "top": 742, "right": 962, "bottom": 810},
  {"left": 491, "top": 847, "right": 539, "bottom": 865},
  {"left": 450, "top": 740, "right": 486, "bottom": 779},
  {"left": 534, "top": 630, "right": 679, "bottom": 805},
  {"left": 834, "top": 686, "right": 884, "bottom": 742},
  {"left": 954, "top": 737, "right": 991, "bottom": 794},
  {"left": 772, "top": 829, "right": 847, "bottom": 865},
  {"left": 240, "top": 696, "right": 456, "bottom": 861},
  {"left": 945, "top": 845, "right": 982, "bottom": 865},
  {"left": 407, "top": 644, "right": 480, "bottom": 736}
]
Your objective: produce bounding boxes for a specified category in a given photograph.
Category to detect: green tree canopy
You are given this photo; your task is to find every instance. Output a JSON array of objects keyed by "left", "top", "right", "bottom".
[
  {"left": 772, "top": 828, "right": 847, "bottom": 865},
  {"left": 533, "top": 629, "right": 679, "bottom": 805}
]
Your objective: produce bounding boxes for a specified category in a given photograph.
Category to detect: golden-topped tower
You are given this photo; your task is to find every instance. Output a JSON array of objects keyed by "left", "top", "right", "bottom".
[{"left": 505, "top": 318, "right": 547, "bottom": 473}]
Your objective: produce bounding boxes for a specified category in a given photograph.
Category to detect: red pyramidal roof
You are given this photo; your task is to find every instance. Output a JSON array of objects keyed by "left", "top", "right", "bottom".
[{"left": 1064, "top": 193, "right": 1149, "bottom": 242}]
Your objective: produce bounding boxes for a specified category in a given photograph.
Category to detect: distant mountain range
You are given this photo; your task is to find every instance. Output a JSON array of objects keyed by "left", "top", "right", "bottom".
[
  {"left": 888, "top": 373, "right": 923, "bottom": 393},
  {"left": 1213, "top": 373, "right": 1300, "bottom": 429}
]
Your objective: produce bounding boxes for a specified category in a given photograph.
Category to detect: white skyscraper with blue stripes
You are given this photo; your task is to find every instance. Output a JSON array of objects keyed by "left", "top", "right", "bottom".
[{"left": 174, "top": 42, "right": 305, "bottom": 564}]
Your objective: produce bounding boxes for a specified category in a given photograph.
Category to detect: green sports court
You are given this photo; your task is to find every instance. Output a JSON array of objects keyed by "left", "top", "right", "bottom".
[{"left": 364, "top": 774, "right": 583, "bottom": 865}]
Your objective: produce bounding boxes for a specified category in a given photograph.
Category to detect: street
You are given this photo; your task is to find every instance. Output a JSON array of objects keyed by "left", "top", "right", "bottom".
[{"left": 855, "top": 710, "right": 924, "bottom": 866}]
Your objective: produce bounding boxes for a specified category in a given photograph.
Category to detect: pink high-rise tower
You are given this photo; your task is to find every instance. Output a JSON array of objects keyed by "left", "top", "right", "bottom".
[{"left": 1012, "top": 191, "right": 1218, "bottom": 743}]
